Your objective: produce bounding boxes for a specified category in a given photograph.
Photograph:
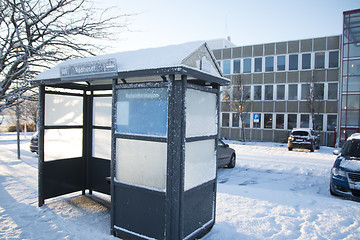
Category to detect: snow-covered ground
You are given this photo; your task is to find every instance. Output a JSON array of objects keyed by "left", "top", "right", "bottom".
[{"left": 1, "top": 133, "right": 360, "bottom": 239}]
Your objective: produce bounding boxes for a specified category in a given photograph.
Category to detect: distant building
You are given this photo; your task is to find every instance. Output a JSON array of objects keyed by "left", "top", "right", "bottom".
[{"left": 212, "top": 35, "right": 341, "bottom": 146}]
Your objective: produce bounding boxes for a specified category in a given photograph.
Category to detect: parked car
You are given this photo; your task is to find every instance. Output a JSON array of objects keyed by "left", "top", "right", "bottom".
[
  {"left": 217, "top": 139, "right": 236, "bottom": 168},
  {"left": 288, "top": 128, "right": 320, "bottom": 152},
  {"left": 30, "top": 132, "right": 38, "bottom": 154},
  {"left": 330, "top": 133, "right": 360, "bottom": 201}
]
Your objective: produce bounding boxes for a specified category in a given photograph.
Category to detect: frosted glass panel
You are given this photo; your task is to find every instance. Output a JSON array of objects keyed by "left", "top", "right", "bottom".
[
  {"left": 45, "top": 94, "right": 83, "bottom": 126},
  {"left": 185, "top": 139, "right": 216, "bottom": 191},
  {"left": 116, "top": 139, "right": 167, "bottom": 191},
  {"left": 93, "top": 97, "right": 112, "bottom": 127},
  {"left": 116, "top": 88, "right": 168, "bottom": 136},
  {"left": 93, "top": 129, "right": 111, "bottom": 159},
  {"left": 44, "top": 129, "right": 82, "bottom": 161},
  {"left": 186, "top": 89, "right": 217, "bottom": 137}
]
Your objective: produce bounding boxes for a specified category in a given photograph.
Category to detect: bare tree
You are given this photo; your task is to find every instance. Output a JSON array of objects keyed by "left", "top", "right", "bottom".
[
  {"left": 0, "top": 0, "right": 130, "bottom": 113},
  {"left": 307, "top": 72, "right": 323, "bottom": 131},
  {"left": 223, "top": 75, "right": 251, "bottom": 141}
]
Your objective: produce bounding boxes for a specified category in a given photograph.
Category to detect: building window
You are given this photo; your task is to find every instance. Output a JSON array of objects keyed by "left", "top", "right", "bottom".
[
  {"left": 314, "top": 83, "right": 324, "bottom": 100},
  {"left": 327, "top": 115, "right": 337, "bottom": 131},
  {"left": 232, "top": 113, "right": 240, "bottom": 127},
  {"left": 222, "top": 113, "right": 229, "bottom": 127},
  {"left": 253, "top": 113, "right": 261, "bottom": 128},
  {"left": 300, "top": 114, "right": 309, "bottom": 128},
  {"left": 289, "top": 54, "right": 298, "bottom": 70},
  {"left": 315, "top": 52, "right": 325, "bottom": 69},
  {"left": 264, "top": 114, "right": 273, "bottom": 128},
  {"left": 301, "top": 84, "right": 310, "bottom": 100},
  {"left": 288, "top": 84, "right": 298, "bottom": 100},
  {"left": 254, "top": 85, "right": 262, "bottom": 100},
  {"left": 233, "top": 86, "right": 241, "bottom": 100},
  {"left": 288, "top": 114, "right": 297, "bottom": 129},
  {"left": 265, "top": 85, "right": 273, "bottom": 100},
  {"left": 329, "top": 51, "right": 339, "bottom": 68},
  {"left": 233, "top": 59, "right": 241, "bottom": 73},
  {"left": 255, "top": 57, "right": 262, "bottom": 72},
  {"left": 243, "top": 58, "right": 251, "bottom": 73},
  {"left": 265, "top": 56, "right": 274, "bottom": 72},
  {"left": 314, "top": 114, "right": 323, "bottom": 131},
  {"left": 223, "top": 60, "right": 231, "bottom": 74},
  {"left": 243, "top": 114, "right": 250, "bottom": 128},
  {"left": 302, "top": 53, "right": 311, "bottom": 69},
  {"left": 328, "top": 83, "right": 338, "bottom": 100},
  {"left": 277, "top": 85, "right": 285, "bottom": 100},
  {"left": 277, "top": 55, "right": 285, "bottom": 71},
  {"left": 244, "top": 86, "right": 251, "bottom": 100},
  {"left": 276, "top": 114, "right": 284, "bottom": 129}
]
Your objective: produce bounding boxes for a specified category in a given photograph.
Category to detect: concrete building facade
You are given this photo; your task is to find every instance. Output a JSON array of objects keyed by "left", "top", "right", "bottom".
[{"left": 213, "top": 35, "right": 341, "bottom": 146}]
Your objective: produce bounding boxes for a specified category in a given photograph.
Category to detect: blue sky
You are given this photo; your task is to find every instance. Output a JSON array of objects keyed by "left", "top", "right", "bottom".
[{"left": 94, "top": 0, "right": 360, "bottom": 52}]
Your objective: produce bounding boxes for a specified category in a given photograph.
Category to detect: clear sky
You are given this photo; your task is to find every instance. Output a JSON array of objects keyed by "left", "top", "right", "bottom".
[{"left": 94, "top": 0, "right": 360, "bottom": 53}]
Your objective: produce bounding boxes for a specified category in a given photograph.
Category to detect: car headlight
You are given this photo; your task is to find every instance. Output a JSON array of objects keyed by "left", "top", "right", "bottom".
[{"left": 331, "top": 167, "right": 346, "bottom": 177}]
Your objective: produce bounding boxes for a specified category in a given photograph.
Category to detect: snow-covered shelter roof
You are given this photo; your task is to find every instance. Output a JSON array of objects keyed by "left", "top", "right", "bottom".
[{"left": 32, "top": 41, "right": 229, "bottom": 86}]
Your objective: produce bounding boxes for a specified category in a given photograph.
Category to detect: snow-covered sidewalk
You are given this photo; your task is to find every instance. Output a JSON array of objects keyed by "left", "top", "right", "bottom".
[{"left": 1, "top": 133, "right": 360, "bottom": 239}]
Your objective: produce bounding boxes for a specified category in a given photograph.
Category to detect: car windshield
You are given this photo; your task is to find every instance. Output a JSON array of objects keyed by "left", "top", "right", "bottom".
[
  {"left": 342, "top": 139, "right": 360, "bottom": 158},
  {"left": 291, "top": 131, "right": 308, "bottom": 136}
]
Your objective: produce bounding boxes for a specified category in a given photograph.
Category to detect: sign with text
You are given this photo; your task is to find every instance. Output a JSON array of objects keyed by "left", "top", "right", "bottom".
[
  {"left": 60, "top": 58, "right": 117, "bottom": 78},
  {"left": 254, "top": 113, "right": 260, "bottom": 123}
]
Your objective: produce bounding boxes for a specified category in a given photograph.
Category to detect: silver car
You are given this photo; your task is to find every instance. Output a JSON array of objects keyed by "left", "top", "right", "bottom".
[{"left": 217, "top": 139, "right": 236, "bottom": 168}]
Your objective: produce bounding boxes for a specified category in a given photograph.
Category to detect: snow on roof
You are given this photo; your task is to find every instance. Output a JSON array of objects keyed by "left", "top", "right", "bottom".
[
  {"left": 206, "top": 38, "right": 237, "bottom": 50},
  {"left": 34, "top": 41, "right": 223, "bottom": 82}
]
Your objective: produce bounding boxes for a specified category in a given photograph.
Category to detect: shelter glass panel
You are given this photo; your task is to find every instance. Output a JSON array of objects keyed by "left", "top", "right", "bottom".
[
  {"left": 93, "top": 96, "right": 112, "bottom": 127},
  {"left": 184, "top": 139, "right": 216, "bottom": 191},
  {"left": 45, "top": 94, "right": 83, "bottom": 126},
  {"left": 186, "top": 89, "right": 217, "bottom": 137},
  {"left": 116, "top": 139, "right": 167, "bottom": 191},
  {"left": 44, "top": 129, "right": 83, "bottom": 161},
  {"left": 93, "top": 129, "right": 111, "bottom": 160},
  {"left": 116, "top": 88, "right": 168, "bottom": 137}
]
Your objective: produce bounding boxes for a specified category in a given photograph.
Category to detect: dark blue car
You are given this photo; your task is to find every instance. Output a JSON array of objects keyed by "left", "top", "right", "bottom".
[{"left": 330, "top": 133, "right": 360, "bottom": 201}]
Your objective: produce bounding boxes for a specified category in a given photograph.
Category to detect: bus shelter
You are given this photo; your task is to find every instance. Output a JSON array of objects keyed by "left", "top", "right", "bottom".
[{"left": 32, "top": 41, "right": 229, "bottom": 240}]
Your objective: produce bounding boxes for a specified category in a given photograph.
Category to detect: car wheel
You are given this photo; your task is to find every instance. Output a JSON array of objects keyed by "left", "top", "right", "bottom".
[
  {"left": 227, "top": 154, "right": 236, "bottom": 168},
  {"left": 288, "top": 147, "right": 293, "bottom": 151},
  {"left": 330, "top": 185, "right": 339, "bottom": 196},
  {"left": 310, "top": 143, "right": 314, "bottom": 152}
]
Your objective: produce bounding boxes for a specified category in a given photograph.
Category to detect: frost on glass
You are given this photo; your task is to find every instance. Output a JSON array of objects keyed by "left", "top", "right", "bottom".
[
  {"left": 45, "top": 94, "right": 83, "bottom": 126},
  {"left": 116, "top": 139, "right": 167, "bottom": 191},
  {"left": 116, "top": 88, "right": 168, "bottom": 136},
  {"left": 93, "top": 97, "right": 112, "bottom": 127},
  {"left": 184, "top": 139, "right": 216, "bottom": 191},
  {"left": 93, "top": 129, "right": 111, "bottom": 160},
  {"left": 186, "top": 89, "right": 217, "bottom": 137},
  {"left": 44, "top": 129, "right": 82, "bottom": 161}
]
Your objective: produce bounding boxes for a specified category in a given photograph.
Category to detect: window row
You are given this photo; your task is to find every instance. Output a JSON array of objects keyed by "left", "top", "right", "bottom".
[
  {"left": 220, "top": 51, "right": 339, "bottom": 75},
  {"left": 221, "top": 82, "right": 338, "bottom": 101},
  {"left": 221, "top": 112, "right": 337, "bottom": 132}
]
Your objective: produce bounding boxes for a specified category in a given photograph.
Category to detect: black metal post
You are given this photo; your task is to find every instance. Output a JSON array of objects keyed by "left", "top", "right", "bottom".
[
  {"left": 38, "top": 85, "right": 45, "bottom": 207},
  {"left": 166, "top": 74, "right": 186, "bottom": 239}
]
